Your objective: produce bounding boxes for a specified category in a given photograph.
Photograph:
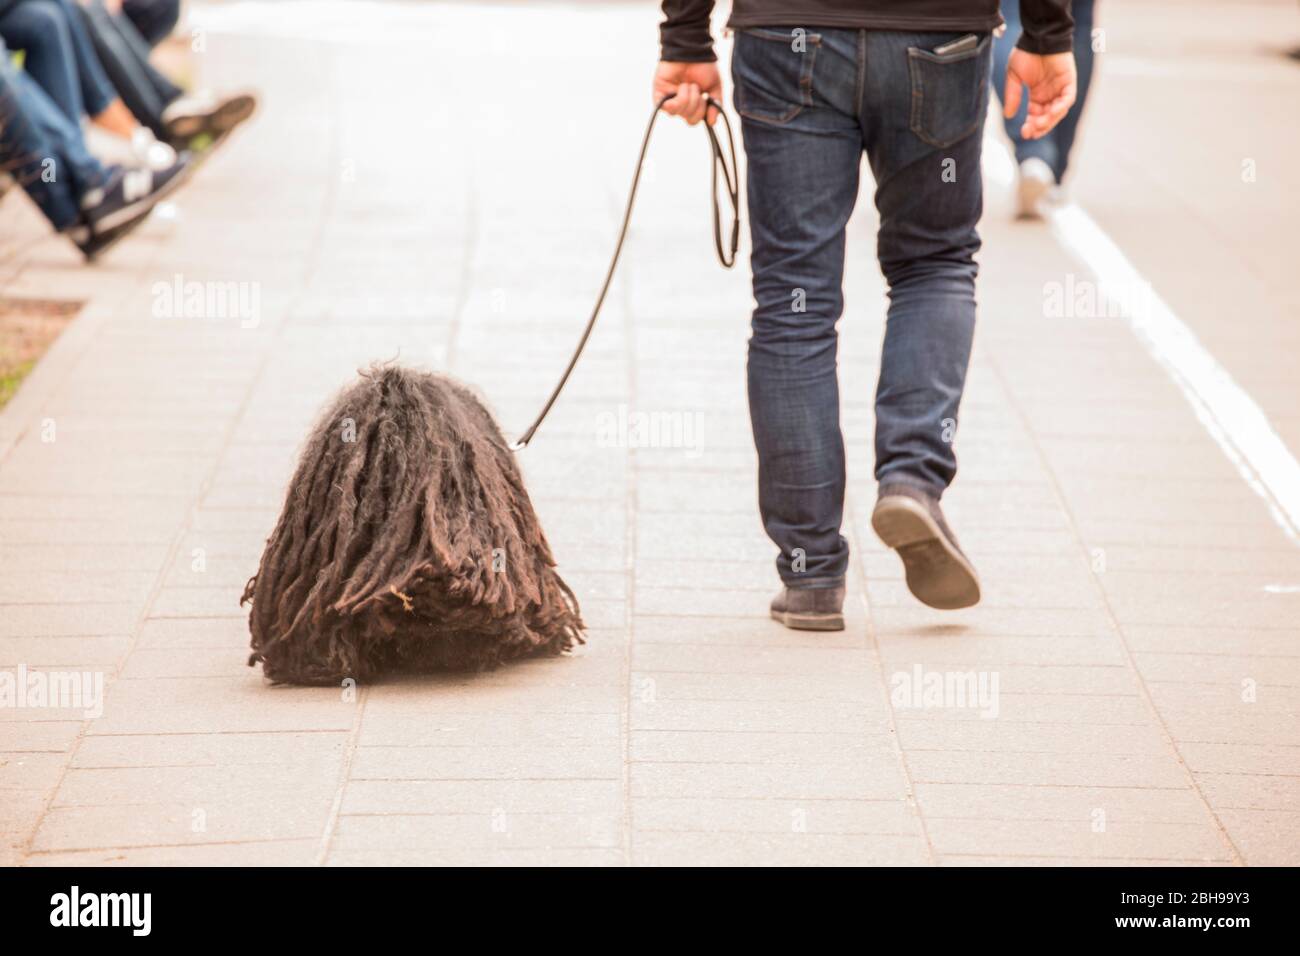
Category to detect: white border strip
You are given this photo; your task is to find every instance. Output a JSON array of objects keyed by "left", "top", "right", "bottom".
[{"left": 983, "top": 138, "right": 1300, "bottom": 544}]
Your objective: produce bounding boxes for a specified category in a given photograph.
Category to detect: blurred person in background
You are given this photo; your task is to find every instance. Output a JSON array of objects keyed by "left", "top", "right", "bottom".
[
  {"left": 0, "top": 0, "right": 177, "bottom": 166},
  {"left": 994, "top": 0, "right": 1096, "bottom": 217},
  {"left": 77, "top": 0, "right": 257, "bottom": 147},
  {"left": 653, "top": 1, "right": 1076, "bottom": 624},
  {"left": 0, "top": 36, "right": 191, "bottom": 258}
]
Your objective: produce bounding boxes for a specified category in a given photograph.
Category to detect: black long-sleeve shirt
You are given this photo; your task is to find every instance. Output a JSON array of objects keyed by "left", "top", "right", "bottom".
[{"left": 661, "top": 1, "right": 1074, "bottom": 61}]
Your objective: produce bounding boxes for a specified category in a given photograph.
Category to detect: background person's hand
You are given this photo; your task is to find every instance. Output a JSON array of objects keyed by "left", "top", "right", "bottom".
[
  {"left": 1003, "top": 49, "right": 1077, "bottom": 140},
  {"left": 653, "top": 61, "right": 722, "bottom": 126}
]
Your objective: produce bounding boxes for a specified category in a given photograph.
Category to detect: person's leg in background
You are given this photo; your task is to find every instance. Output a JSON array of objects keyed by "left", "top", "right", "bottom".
[
  {"left": 993, "top": 0, "right": 1097, "bottom": 214},
  {"left": 78, "top": 0, "right": 182, "bottom": 137},
  {"left": 48, "top": 0, "right": 147, "bottom": 137},
  {"left": 0, "top": 0, "right": 89, "bottom": 124},
  {"left": 0, "top": 0, "right": 176, "bottom": 164},
  {"left": 0, "top": 42, "right": 193, "bottom": 258},
  {"left": 732, "top": 27, "right": 863, "bottom": 630},
  {"left": 862, "top": 29, "right": 988, "bottom": 609},
  {"left": 0, "top": 60, "right": 101, "bottom": 232},
  {"left": 121, "top": 0, "right": 179, "bottom": 48},
  {"left": 1036, "top": 0, "right": 1095, "bottom": 182},
  {"left": 81, "top": 0, "right": 257, "bottom": 147}
]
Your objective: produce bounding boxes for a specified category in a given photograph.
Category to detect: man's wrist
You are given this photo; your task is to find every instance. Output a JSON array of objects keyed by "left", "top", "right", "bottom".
[
  {"left": 660, "top": 20, "right": 717, "bottom": 63},
  {"left": 660, "top": 48, "right": 718, "bottom": 63},
  {"left": 1014, "top": 31, "right": 1073, "bottom": 56}
]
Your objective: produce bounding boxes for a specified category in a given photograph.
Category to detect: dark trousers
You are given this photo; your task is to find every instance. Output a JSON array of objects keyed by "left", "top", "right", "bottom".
[
  {"left": 733, "top": 26, "right": 989, "bottom": 586},
  {"left": 123, "top": 0, "right": 180, "bottom": 48},
  {"left": 0, "top": 51, "right": 108, "bottom": 230},
  {"left": 0, "top": 0, "right": 118, "bottom": 121},
  {"left": 79, "top": 0, "right": 182, "bottom": 137}
]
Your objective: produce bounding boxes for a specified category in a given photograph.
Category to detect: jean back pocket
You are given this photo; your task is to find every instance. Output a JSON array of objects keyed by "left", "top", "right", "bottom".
[
  {"left": 907, "top": 34, "right": 991, "bottom": 148},
  {"left": 732, "top": 28, "right": 821, "bottom": 125}
]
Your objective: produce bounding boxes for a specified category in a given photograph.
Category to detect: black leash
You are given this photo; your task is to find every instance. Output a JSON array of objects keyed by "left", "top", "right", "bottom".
[{"left": 509, "top": 93, "right": 739, "bottom": 451}]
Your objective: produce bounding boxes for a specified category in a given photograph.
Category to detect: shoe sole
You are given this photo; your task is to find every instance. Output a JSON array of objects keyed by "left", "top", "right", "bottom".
[
  {"left": 79, "top": 209, "right": 152, "bottom": 260},
  {"left": 770, "top": 608, "right": 845, "bottom": 631},
  {"left": 168, "top": 95, "right": 257, "bottom": 142},
  {"left": 872, "top": 496, "right": 980, "bottom": 610},
  {"left": 208, "top": 94, "right": 257, "bottom": 135}
]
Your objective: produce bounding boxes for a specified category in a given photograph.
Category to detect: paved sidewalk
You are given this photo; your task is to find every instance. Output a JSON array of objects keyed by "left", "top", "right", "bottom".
[{"left": 0, "top": 1, "right": 1296, "bottom": 866}]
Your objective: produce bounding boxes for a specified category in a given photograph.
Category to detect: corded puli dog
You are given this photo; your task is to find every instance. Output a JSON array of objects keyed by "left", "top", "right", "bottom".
[
  {"left": 242, "top": 95, "right": 736, "bottom": 685},
  {"left": 242, "top": 366, "right": 584, "bottom": 685}
]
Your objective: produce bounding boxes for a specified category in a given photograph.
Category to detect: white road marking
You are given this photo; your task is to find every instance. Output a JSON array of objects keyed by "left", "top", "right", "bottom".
[{"left": 984, "top": 137, "right": 1300, "bottom": 544}]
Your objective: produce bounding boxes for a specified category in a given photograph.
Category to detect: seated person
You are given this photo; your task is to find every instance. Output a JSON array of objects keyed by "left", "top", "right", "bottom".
[
  {"left": 0, "top": 0, "right": 177, "bottom": 167},
  {"left": 79, "top": 0, "right": 256, "bottom": 146},
  {"left": 0, "top": 39, "right": 190, "bottom": 259}
]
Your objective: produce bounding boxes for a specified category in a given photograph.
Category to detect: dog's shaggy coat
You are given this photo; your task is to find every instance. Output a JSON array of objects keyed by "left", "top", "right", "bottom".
[{"left": 242, "top": 365, "right": 583, "bottom": 685}]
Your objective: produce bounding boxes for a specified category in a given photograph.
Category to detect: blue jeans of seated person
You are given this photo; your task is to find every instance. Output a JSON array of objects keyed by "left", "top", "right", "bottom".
[
  {"left": 0, "top": 0, "right": 119, "bottom": 123},
  {"left": 0, "top": 49, "right": 109, "bottom": 230},
  {"left": 732, "top": 27, "right": 989, "bottom": 588},
  {"left": 80, "top": 0, "right": 182, "bottom": 137},
  {"left": 993, "top": 0, "right": 1096, "bottom": 183},
  {"left": 122, "top": 0, "right": 180, "bottom": 48}
]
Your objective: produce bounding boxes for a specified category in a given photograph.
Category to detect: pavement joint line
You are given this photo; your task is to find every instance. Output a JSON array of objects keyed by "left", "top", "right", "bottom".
[
  {"left": 622, "top": 179, "right": 641, "bottom": 869},
  {"left": 339, "top": 811, "right": 621, "bottom": 818},
  {"left": 926, "top": 816, "right": 1216, "bottom": 825},
  {"left": 941, "top": 858, "right": 1232, "bottom": 868},
  {"left": 24, "top": 836, "right": 316, "bottom": 856},
  {"left": 73, "top": 729, "right": 352, "bottom": 738},
  {"left": 1190, "top": 771, "right": 1300, "bottom": 779},
  {"left": 917, "top": 783, "right": 1194, "bottom": 791},
  {"left": 633, "top": 828, "right": 922, "bottom": 836},
  {"left": 1145, "top": 679, "right": 1300, "bottom": 688},
  {"left": 630, "top": 729, "right": 893, "bottom": 737},
  {"left": 848, "top": 494, "right": 939, "bottom": 865},
  {"left": 348, "top": 777, "right": 621, "bottom": 784},
  {"left": 315, "top": 684, "right": 369, "bottom": 868},
  {"left": 985, "top": 354, "right": 1247, "bottom": 867}
]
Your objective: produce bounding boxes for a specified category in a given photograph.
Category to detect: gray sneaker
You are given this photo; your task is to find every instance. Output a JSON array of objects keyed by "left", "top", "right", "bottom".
[
  {"left": 770, "top": 584, "right": 846, "bottom": 631},
  {"left": 871, "top": 484, "right": 980, "bottom": 610}
]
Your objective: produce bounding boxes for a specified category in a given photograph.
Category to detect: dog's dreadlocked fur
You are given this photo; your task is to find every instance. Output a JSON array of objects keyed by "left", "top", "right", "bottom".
[{"left": 241, "top": 365, "right": 584, "bottom": 685}]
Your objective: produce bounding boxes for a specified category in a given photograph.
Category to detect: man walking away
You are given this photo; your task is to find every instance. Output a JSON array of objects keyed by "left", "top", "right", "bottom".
[{"left": 654, "top": 1, "right": 1076, "bottom": 627}]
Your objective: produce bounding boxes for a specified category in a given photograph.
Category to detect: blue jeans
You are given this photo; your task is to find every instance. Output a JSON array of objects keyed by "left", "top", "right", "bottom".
[
  {"left": 80, "top": 0, "right": 182, "bottom": 137},
  {"left": 993, "top": 0, "right": 1097, "bottom": 182},
  {"left": 0, "top": 0, "right": 118, "bottom": 122},
  {"left": 733, "top": 27, "right": 990, "bottom": 587},
  {"left": 0, "top": 49, "right": 108, "bottom": 230},
  {"left": 123, "top": 0, "right": 180, "bottom": 48}
]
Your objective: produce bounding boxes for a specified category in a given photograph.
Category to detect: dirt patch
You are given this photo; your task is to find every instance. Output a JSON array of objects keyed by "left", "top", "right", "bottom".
[{"left": 0, "top": 297, "right": 82, "bottom": 410}]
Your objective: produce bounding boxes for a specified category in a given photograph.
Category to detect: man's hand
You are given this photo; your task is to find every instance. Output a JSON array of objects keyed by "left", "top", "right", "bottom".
[
  {"left": 1003, "top": 49, "right": 1077, "bottom": 140},
  {"left": 654, "top": 61, "right": 722, "bottom": 126}
]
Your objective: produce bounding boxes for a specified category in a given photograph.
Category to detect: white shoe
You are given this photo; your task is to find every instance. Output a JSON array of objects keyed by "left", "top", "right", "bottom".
[
  {"left": 1015, "top": 157, "right": 1055, "bottom": 220},
  {"left": 130, "top": 127, "right": 178, "bottom": 172}
]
